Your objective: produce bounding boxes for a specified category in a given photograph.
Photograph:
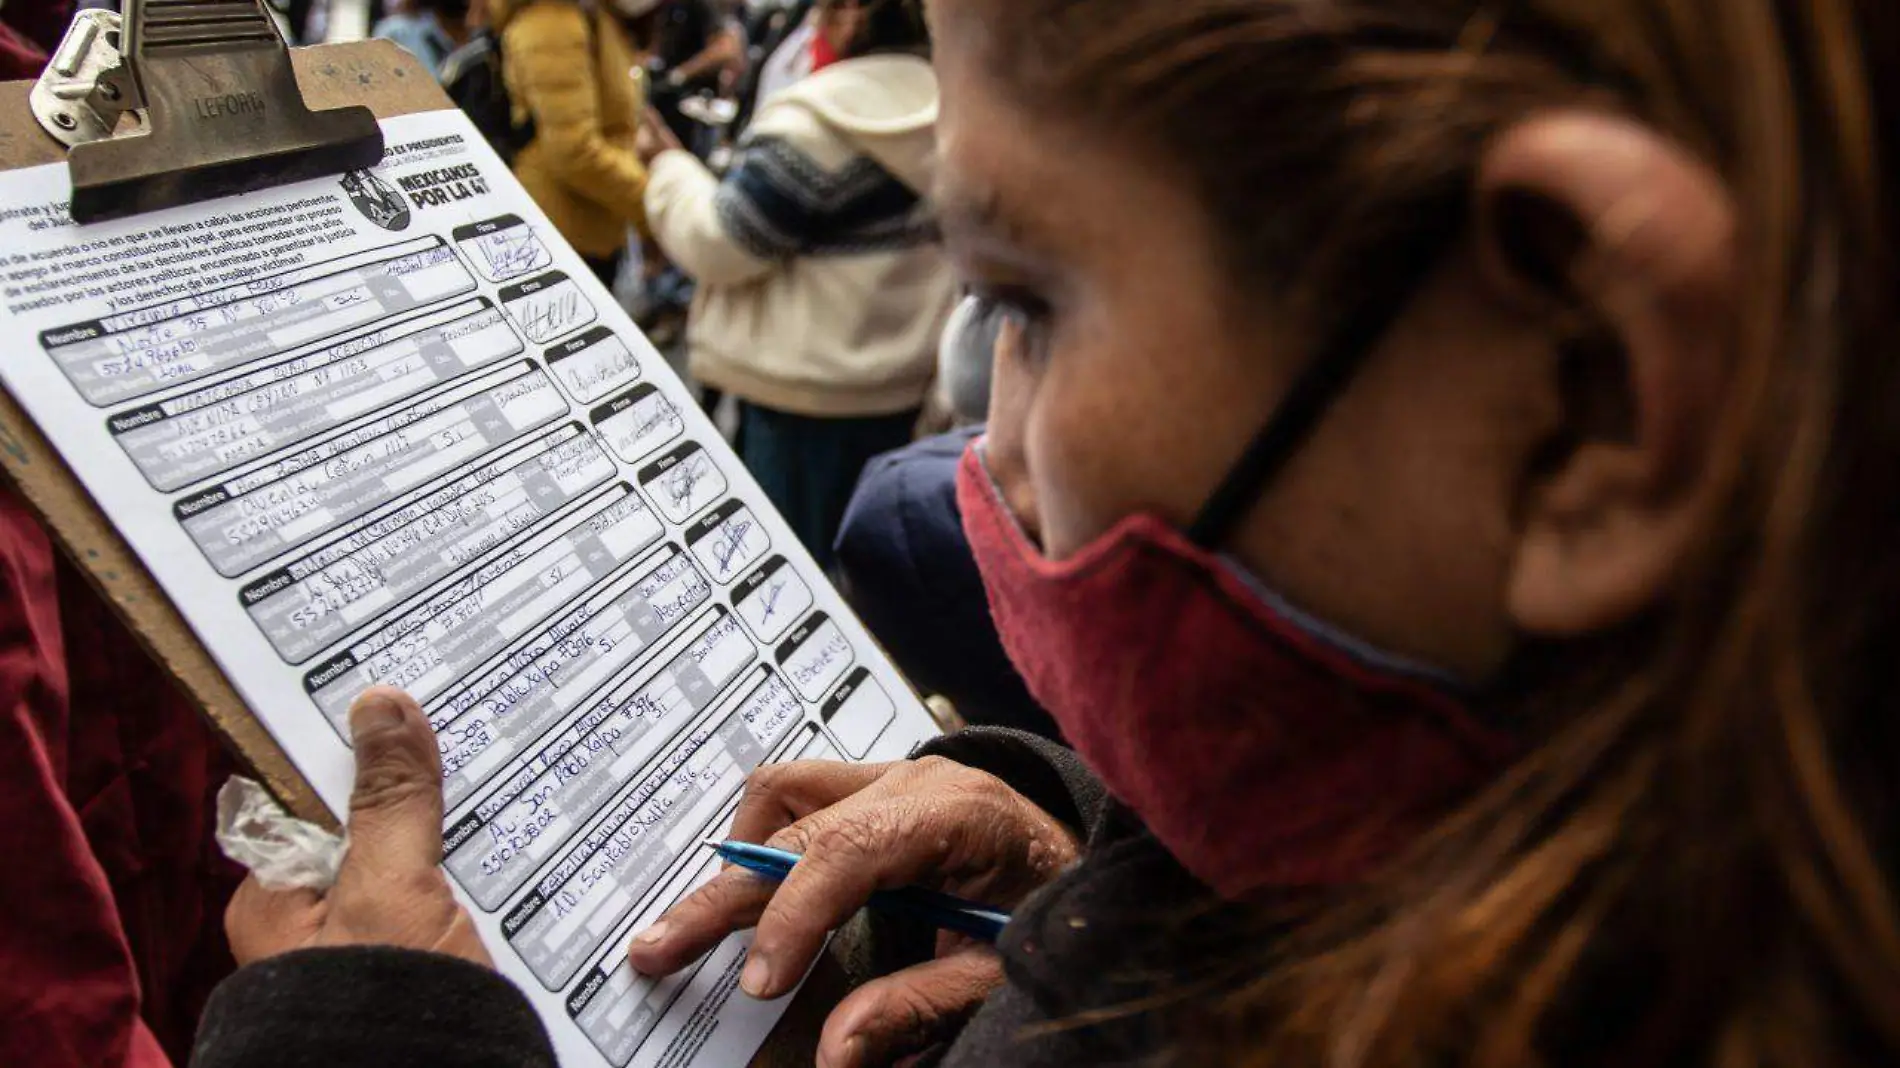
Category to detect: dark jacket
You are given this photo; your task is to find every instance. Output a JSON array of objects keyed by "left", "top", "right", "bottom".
[
  {"left": 188, "top": 730, "right": 1221, "bottom": 1068},
  {"left": 190, "top": 947, "right": 557, "bottom": 1068},
  {"left": 916, "top": 732, "right": 1248, "bottom": 1068}
]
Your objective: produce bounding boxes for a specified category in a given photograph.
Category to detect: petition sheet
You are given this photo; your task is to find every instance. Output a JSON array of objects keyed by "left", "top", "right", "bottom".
[{"left": 0, "top": 110, "right": 938, "bottom": 1068}]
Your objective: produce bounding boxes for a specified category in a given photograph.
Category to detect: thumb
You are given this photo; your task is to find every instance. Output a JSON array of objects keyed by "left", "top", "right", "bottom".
[
  {"left": 342, "top": 687, "right": 445, "bottom": 878},
  {"left": 817, "top": 951, "right": 1003, "bottom": 1068}
]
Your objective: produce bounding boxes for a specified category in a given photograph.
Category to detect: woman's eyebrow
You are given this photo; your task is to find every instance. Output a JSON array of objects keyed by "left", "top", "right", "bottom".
[{"left": 935, "top": 179, "right": 1042, "bottom": 250}]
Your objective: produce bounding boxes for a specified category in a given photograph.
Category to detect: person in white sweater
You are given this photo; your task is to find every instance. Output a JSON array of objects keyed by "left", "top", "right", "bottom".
[{"left": 637, "top": 0, "right": 953, "bottom": 568}]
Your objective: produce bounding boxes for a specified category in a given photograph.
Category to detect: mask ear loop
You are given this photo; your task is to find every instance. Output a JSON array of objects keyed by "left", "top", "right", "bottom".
[{"left": 1187, "top": 225, "right": 1462, "bottom": 550}]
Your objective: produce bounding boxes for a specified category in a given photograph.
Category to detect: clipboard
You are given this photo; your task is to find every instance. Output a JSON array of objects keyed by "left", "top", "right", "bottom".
[
  {"left": 0, "top": 12, "right": 444, "bottom": 826},
  {"left": 0, "top": 8, "right": 852, "bottom": 1065}
]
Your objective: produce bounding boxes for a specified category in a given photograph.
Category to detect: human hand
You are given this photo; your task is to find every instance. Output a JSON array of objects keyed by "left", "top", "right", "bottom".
[
  {"left": 627, "top": 757, "right": 1080, "bottom": 1068},
  {"left": 225, "top": 688, "right": 490, "bottom": 968},
  {"left": 636, "top": 107, "right": 684, "bottom": 165}
]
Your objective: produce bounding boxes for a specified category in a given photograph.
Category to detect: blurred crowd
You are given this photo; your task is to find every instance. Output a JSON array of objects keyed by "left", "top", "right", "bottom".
[
  {"left": 317, "top": 0, "right": 960, "bottom": 579},
  {"left": 356, "top": 0, "right": 1031, "bottom": 730}
]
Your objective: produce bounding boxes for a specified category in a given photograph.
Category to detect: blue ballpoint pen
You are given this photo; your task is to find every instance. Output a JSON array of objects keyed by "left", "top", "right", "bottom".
[{"left": 702, "top": 839, "right": 1013, "bottom": 943}]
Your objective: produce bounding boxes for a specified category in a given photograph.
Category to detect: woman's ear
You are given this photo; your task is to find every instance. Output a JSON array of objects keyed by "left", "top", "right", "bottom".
[{"left": 1482, "top": 111, "right": 1739, "bottom": 637}]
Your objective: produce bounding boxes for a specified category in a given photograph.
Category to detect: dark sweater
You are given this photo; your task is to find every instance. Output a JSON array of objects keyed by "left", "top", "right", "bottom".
[
  {"left": 190, "top": 730, "right": 1220, "bottom": 1068},
  {"left": 190, "top": 947, "right": 556, "bottom": 1068}
]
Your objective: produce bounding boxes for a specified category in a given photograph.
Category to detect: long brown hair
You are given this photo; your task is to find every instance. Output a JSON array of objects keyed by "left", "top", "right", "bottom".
[{"left": 977, "top": 1, "right": 1900, "bottom": 1064}]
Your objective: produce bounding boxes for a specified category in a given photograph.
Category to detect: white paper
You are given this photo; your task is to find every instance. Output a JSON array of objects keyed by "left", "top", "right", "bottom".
[{"left": 0, "top": 110, "right": 940, "bottom": 1068}]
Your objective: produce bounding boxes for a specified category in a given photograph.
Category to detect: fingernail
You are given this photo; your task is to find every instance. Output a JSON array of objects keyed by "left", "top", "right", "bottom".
[
  {"left": 632, "top": 921, "right": 669, "bottom": 947},
  {"left": 818, "top": 1036, "right": 863, "bottom": 1068},
  {"left": 740, "top": 952, "right": 775, "bottom": 999},
  {"left": 349, "top": 691, "right": 405, "bottom": 736}
]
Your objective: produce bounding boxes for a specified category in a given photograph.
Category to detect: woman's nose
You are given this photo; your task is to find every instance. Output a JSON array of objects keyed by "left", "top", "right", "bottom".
[
  {"left": 991, "top": 453, "right": 1042, "bottom": 547},
  {"left": 983, "top": 322, "right": 1044, "bottom": 546}
]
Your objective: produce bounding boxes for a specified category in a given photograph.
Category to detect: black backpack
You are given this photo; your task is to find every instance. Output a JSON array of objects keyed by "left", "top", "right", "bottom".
[{"left": 441, "top": 29, "right": 535, "bottom": 166}]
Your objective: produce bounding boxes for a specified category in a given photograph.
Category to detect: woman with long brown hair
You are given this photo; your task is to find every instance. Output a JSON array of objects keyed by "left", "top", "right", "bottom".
[{"left": 205, "top": 1, "right": 1900, "bottom": 1067}]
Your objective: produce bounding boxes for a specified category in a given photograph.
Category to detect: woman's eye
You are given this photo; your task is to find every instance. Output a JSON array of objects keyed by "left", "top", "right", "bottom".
[{"left": 968, "top": 287, "right": 1054, "bottom": 366}]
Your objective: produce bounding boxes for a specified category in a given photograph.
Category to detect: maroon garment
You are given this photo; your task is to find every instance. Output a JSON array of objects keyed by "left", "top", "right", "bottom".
[
  {"left": 0, "top": 12, "right": 243, "bottom": 1063},
  {"left": 0, "top": 19, "right": 48, "bottom": 81},
  {"left": 6, "top": 2, "right": 76, "bottom": 56},
  {"left": 0, "top": 484, "right": 242, "bottom": 1068}
]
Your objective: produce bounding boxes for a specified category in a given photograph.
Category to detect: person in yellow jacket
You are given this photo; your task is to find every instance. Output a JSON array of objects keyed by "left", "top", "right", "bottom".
[{"left": 491, "top": 0, "right": 656, "bottom": 282}]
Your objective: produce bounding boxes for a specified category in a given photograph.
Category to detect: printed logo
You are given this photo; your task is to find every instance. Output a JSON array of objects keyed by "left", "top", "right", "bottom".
[{"left": 339, "top": 169, "right": 412, "bottom": 232}]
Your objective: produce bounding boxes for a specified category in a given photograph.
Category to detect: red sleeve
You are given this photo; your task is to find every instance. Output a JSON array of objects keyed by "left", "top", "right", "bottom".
[
  {"left": 4, "top": 3, "right": 76, "bottom": 56},
  {"left": 0, "top": 491, "right": 173, "bottom": 1068},
  {"left": 0, "top": 20, "right": 46, "bottom": 81}
]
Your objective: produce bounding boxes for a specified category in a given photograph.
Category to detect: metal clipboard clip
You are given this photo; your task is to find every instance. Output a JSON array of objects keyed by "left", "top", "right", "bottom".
[{"left": 30, "top": 2, "right": 384, "bottom": 224}]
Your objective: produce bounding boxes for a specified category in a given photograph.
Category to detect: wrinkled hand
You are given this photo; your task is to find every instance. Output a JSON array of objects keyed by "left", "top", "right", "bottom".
[
  {"left": 627, "top": 757, "right": 1080, "bottom": 1068},
  {"left": 636, "top": 107, "right": 684, "bottom": 166},
  {"left": 225, "top": 687, "right": 490, "bottom": 968}
]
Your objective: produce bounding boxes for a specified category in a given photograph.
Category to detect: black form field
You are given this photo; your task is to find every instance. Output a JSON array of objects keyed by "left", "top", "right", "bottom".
[
  {"left": 777, "top": 612, "right": 855, "bottom": 703},
  {"left": 733, "top": 557, "right": 812, "bottom": 645},
  {"left": 112, "top": 299, "right": 524, "bottom": 492},
  {"left": 546, "top": 326, "right": 641, "bottom": 406},
  {"left": 445, "top": 606, "right": 758, "bottom": 910},
  {"left": 43, "top": 237, "right": 475, "bottom": 407},
  {"left": 503, "top": 667, "right": 802, "bottom": 990},
  {"left": 241, "top": 426, "right": 616, "bottom": 664},
  {"left": 591, "top": 383, "right": 684, "bottom": 466},
  {"left": 685, "top": 500, "right": 771, "bottom": 586},
  {"left": 565, "top": 722, "right": 839, "bottom": 1066},
  {"left": 637, "top": 441, "right": 726, "bottom": 525},
  {"left": 431, "top": 545, "right": 713, "bottom": 810},
  {"left": 822, "top": 668, "right": 898, "bottom": 759},
  {"left": 302, "top": 486, "right": 666, "bottom": 734},
  {"left": 454, "top": 215, "right": 553, "bottom": 283},
  {"left": 500, "top": 271, "right": 596, "bottom": 345},
  {"left": 175, "top": 361, "right": 569, "bottom": 577}
]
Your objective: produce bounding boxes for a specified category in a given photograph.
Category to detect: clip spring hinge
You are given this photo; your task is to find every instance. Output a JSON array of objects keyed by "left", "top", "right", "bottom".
[{"left": 30, "top": 2, "right": 383, "bottom": 224}]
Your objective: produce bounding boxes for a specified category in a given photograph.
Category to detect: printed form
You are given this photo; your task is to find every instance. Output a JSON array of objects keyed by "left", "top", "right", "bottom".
[{"left": 0, "top": 110, "right": 939, "bottom": 1067}]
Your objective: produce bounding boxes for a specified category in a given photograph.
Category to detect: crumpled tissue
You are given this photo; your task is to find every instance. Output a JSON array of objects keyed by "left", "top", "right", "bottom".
[{"left": 215, "top": 776, "right": 347, "bottom": 891}]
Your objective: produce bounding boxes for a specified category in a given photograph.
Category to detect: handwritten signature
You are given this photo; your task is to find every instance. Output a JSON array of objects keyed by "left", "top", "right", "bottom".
[
  {"left": 759, "top": 578, "right": 789, "bottom": 623},
  {"left": 474, "top": 230, "right": 549, "bottom": 278},
  {"left": 632, "top": 397, "right": 682, "bottom": 439},
  {"left": 616, "top": 397, "right": 683, "bottom": 459},
  {"left": 512, "top": 288, "right": 590, "bottom": 343},
  {"left": 711, "top": 518, "right": 757, "bottom": 575},
  {"left": 662, "top": 455, "right": 718, "bottom": 513},
  {"left": 565, "top": 346, "right": 638, "bottom": 401}
]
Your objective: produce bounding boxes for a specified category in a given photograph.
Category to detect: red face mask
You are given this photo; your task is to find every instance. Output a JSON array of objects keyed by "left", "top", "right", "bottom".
[
  {"left": 957, "top": 447, "right": 1515, "bottom": 896},
  {"left": 952, "top": 236, "right": 1517, "bottom": 896}
]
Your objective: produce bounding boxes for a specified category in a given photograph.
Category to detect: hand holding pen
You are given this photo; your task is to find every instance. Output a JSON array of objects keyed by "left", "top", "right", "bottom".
[
  {"left": 702, "top": 839, "right": 1012, "bottom": 943},
  {"left": 628, "top": 757, "right": 1082, "bottom": 1068}
]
